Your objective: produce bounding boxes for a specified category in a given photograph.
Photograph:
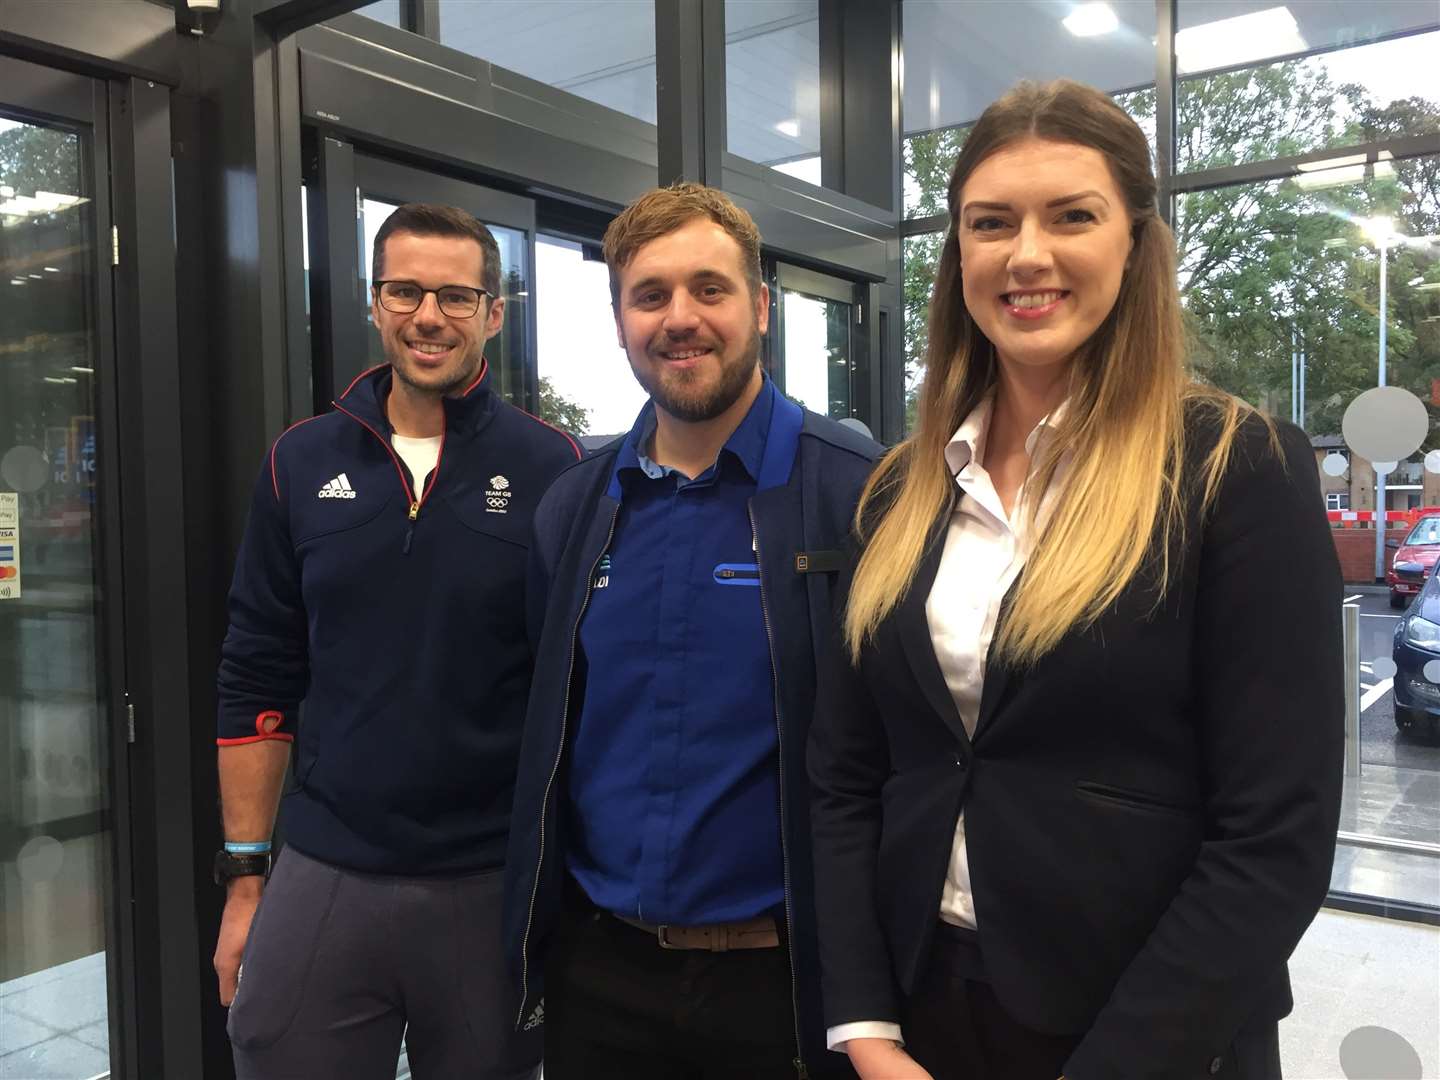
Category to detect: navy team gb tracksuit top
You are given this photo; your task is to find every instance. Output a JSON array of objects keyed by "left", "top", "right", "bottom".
[{"left": 216, "top": 362, "right": 582, "bottom": 876}]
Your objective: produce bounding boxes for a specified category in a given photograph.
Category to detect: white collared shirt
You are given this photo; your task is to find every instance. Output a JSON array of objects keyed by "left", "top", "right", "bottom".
[{"left": 827, "top": 394, "right": 1067, "bottom": 1054}]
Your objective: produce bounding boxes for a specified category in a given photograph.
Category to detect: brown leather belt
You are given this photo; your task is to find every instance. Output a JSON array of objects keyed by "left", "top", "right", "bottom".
[{"left": 611, "top": 912, "right": 780, "bottom": 952}]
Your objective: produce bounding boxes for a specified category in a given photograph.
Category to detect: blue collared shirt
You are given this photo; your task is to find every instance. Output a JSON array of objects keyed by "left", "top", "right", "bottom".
[{"left": 566, "top": 379, "right": 787, "bottom": 926}]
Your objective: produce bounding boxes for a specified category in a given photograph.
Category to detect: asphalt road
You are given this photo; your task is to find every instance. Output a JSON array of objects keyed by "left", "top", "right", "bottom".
[{"left": 1348, "top": 590, "right": 1440, "bottom": 771}]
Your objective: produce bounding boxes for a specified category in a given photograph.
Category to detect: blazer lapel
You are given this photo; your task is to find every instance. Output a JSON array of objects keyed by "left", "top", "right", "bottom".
[{"left": 895, "top": 495, "right": 973, "bottom": 749}]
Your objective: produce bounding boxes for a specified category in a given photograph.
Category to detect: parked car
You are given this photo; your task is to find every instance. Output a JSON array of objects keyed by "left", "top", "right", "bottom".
[
  {"left": 1392, "top": 565, "right": 1440, "bottom": 741},
  {"left": 1386, "top": 513, "right": 1440, "bottom": 609}
]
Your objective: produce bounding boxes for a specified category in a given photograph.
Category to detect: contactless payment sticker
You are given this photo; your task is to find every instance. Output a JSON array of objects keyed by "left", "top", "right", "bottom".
[{"left": 0, "top": 493, "right": 19, "bottom": 600}]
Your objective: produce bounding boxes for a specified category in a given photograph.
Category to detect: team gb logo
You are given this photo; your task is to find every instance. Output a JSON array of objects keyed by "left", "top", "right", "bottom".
[{"left": 486, "top": 474, "right": 512, "bottom": 513}]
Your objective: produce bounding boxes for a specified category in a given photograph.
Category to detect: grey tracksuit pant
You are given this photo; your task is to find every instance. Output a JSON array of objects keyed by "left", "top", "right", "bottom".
[{"left": 228, "top": 846, "right": 540, "bottom": 1080}]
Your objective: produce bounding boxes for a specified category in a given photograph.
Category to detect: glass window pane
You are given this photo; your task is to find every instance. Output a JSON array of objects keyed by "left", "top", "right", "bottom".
[
  {"left": 354, "top": 0, "right": 401, "bottom": 27},
  {"left": 1178, "top": 158, "right": 1440, "bottom": 916},
  {"left": 437, "top": 1, "right": 657, "bottom": 127},
  {"left": 901, "top": 0, "right": 1156, "bottom": 218},
  {"left": 358, "top": 197, "right": 530, "bottom": 406},
  {"left": 725, "top": 0, "right": 821, "bottom": 178},
  {"left": 0, "top": 113, "right": 112, "bottom": 1076},
  {"left": 781, "top": 290, "right": 851, "bottom": 419},
  {"left": 902, "top": 231, "right": 944, "bottom": 434},
  {"left": 534, "top": 235, "right": 646, "bottom": 440},
  {"left": 1178, "top": 29, "right": 1440, "bottom": 173},
  {"left": 1175, "top": 2, "right": 1439, "bottom": 77}
]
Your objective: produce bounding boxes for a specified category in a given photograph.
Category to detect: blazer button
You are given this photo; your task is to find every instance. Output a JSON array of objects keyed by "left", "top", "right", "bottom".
[{"left": 1209, "top": 1057, "right": 1223, "bottom": 1074}]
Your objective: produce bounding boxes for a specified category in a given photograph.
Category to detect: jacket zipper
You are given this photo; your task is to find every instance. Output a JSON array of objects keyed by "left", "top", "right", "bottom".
[
  {"left": 333, "top": 401, "right": 445, "bottom": 555},
  {"left": 749, "top": 505, "right": 809, "bottom": 1080},
  {"left": 517, "top": 504, "right": 621, "bottom": 1029}
]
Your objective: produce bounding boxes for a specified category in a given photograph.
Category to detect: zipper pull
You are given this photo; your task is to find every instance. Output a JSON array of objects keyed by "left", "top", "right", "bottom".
[
  {"left": 792, "top": 1059, "right": 808, "bottom": 1079},
  {"left": 403, "top": 502, "right": 419, "bottom": 555}
]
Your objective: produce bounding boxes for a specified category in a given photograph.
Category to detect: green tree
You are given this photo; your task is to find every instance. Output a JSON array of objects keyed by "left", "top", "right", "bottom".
[
  {"left": 900, "top": 63, "right": 1439, "bottom": 453},
  {"left": 537, "top": 375, "right": 591, "bottom": 436},
  {"left": 0, "top": 122, "right": 77, "bottom": 199},
  {"left": 1174, "top": 61, "right": 1439, "bottom": 451}
]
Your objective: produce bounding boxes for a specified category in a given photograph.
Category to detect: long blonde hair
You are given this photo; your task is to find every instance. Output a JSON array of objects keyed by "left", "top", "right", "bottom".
[{"left": 845, "top": 80, "right": 1252, "bottom": 665}]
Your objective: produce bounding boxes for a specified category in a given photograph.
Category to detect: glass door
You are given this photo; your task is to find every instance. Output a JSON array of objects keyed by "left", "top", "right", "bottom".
[
  {"left": 773, "top": 263, "right": 869, "bottom": 432},
  {"left": 307, "top": 142, "right": 538, "bottom": 414},
  {"left": 0, "top": 58, "right": 127, "bottom": 1080}
]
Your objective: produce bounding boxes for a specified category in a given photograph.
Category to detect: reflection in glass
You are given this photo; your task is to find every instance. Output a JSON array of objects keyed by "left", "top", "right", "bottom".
[
  {"left": 781, "top": 290, "right": 850, "bottom": 419},
  {"left": 437, "top": 1, "right": 657, "bottom": 127},
  {"left": 1179, "top": 156, "right": 1440, "bottom": 914},
  {"left": 0, "top": 113, "right": 112, "bottom": 1076},
  {"left": 1175, "top": 2, "right": 1438, "bottom": 76},
  {"left": 902, "top": 232, "right": 943, "bottom": 434},
  {"left": 901, "top": 0, "right": 1156, "bottom": 218},
  {"left": 357, "top": 197, "right": 530, "bottom": 407},
  {"left": 534, "top": 236, "right": 645, "bottom": 440},
  {"left": 725, "top": 0, "right": 820, "bottom": 175}
]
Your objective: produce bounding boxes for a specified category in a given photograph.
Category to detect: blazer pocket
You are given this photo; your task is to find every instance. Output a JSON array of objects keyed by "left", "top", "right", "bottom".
[{"left": 1075, "top": 780, "right": 1199, "bottom": 818}]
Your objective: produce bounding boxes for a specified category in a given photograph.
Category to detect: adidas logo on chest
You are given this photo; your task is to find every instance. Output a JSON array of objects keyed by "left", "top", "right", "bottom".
[{"left": 317, "top": 473, "right": 357, "bottom": 499}]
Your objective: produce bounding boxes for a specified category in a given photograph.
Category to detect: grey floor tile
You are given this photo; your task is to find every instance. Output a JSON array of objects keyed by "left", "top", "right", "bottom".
[
  {"left": 0, "top": 1010, "right": 60, "bottom": 1057},
  {"left": 69, "top": 1022, "right": 108, "bottom": 1054},
  {"left": 1, "top": 975, "right": 107, "bottom": 1035},
  {"left": 0, "top": 1033, "right": 108, "bottom": 1079},
  {"left": 1283, "top": 909, "right": 1439, "bottom": 1080}
]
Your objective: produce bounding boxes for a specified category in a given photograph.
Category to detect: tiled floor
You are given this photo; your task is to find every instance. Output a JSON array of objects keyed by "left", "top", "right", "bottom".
[
  {"left": 0, "top": 952, "right": 108, "bottom": 1080},
  {"left": 1, "top": 912, "right": 1436, "bottom": 1079},
  {"left": 1283, "top": 908, "right": 1440, "bottom": 1079}
]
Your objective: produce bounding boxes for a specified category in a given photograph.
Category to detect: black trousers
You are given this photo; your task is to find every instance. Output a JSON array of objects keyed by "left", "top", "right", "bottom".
[
  {"left": 543, "top": 891, "right": 808, "bottom": 1080},
  {"left": 904, "top": 923, "right": 1283, "bottom": 1080}
]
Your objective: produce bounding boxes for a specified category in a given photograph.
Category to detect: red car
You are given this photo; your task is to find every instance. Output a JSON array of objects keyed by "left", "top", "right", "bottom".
[{"left": 1388, "top": 514, "right": 1440, "bottom": 608}]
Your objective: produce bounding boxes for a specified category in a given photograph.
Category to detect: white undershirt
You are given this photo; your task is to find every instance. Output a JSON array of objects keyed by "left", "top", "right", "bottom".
[
  {"left": 391, "top": 434, "right": 442, "bottom": 497},
  {"left": 827, "top": 394, "right": 1068, "bottom": 1054}
]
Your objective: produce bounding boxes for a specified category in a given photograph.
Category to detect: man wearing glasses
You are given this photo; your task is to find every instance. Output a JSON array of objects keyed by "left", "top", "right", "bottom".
[{"left": 214, "top": 203, "right": 581, "bottom": 1079}]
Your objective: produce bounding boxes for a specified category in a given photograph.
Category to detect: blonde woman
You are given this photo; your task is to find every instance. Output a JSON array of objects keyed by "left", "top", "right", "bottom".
[{"left": 808, "top": 80, "right": 1342, "bottom": 1080}]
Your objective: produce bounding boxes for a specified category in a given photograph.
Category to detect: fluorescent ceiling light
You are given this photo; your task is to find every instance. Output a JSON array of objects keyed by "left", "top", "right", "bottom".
[
  {"left": 1174, "top": 7, "right": 1306, "bottom": 75},
  {"left": 774, "top": 119, "right": 800, "bottom": 138},
  {"left": 9, "top": 278, "right": 26, "bottom": 285},
  {"left": 1295, "top": 159, "right": 1393, "bottom": 190},
  {"left": 1063, "top": 3, "right": 1119, "bottom": 37},
  {"left": 70, "top": 366, "right": 94, "bottom": 373},
  {"left": 43, "top": 266, "right": 60, "bottom": 272}
]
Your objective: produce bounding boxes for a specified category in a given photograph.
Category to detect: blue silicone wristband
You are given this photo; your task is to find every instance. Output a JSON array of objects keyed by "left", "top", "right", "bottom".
[{"left": 224, "top": 840, "right": 272, "bottom": 854}]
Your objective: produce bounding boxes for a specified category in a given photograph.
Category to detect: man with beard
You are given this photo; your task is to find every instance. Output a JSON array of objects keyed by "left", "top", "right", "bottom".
[
  {"left": 503, "top": 184, "right": 878, "bottom": 1078},
  {"left": 214, "top": 203, "right": 580, "bottom": 1079}
]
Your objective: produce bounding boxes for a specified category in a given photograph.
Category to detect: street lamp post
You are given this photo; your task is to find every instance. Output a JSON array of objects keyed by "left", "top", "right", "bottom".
[{"left": 1365, "top": 217, "right": 1394, "bottom": 580}]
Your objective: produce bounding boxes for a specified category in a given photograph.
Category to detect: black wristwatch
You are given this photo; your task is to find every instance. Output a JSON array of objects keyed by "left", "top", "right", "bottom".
[{"left": 213, "top": 848, "right": 272, "bottom": 885}]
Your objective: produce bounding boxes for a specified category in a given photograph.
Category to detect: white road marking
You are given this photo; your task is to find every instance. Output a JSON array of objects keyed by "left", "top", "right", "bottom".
[
  {"left": 1360, "top": 613, "right": 1402, "bottom": 619},
  {"left": 1343, "top": 594, "right": 1363, "bottom": 604},
  {"left": 1361, "top": 678, "right": 1393, "bottom": 712}
]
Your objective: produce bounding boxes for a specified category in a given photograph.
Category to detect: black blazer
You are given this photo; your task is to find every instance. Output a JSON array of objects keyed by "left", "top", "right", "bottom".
[{"left": 808, "top": 413, "right": 1343, "bottom": 1078}]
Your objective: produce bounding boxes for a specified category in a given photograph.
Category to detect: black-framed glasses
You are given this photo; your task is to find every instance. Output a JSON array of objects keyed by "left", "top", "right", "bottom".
[{"left": 374, "top": 279, "right": 492, "bottom": 319}]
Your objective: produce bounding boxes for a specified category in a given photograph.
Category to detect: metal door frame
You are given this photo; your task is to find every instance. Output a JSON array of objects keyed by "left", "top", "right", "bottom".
[
  {"left": 306, "top": 139, "right": 540, "bottom": 413},
  {"left": 0, "top": 52, "right": 136, "bottom": 1080},
  {"left": 770, "top": 261, "right": 870, "bottom": 428}
]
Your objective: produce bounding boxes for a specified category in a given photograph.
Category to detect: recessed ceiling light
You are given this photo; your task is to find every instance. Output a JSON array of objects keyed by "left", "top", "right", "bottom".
[
  {"left": 1175, "top": 7, "right": 1306, "bottom": 75},
  {"left": 775, "top": 119, "right": 800, "bottom": 138},
  {"left": 1063, "top": 2, "right": 1118, "bottom": 37}
]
